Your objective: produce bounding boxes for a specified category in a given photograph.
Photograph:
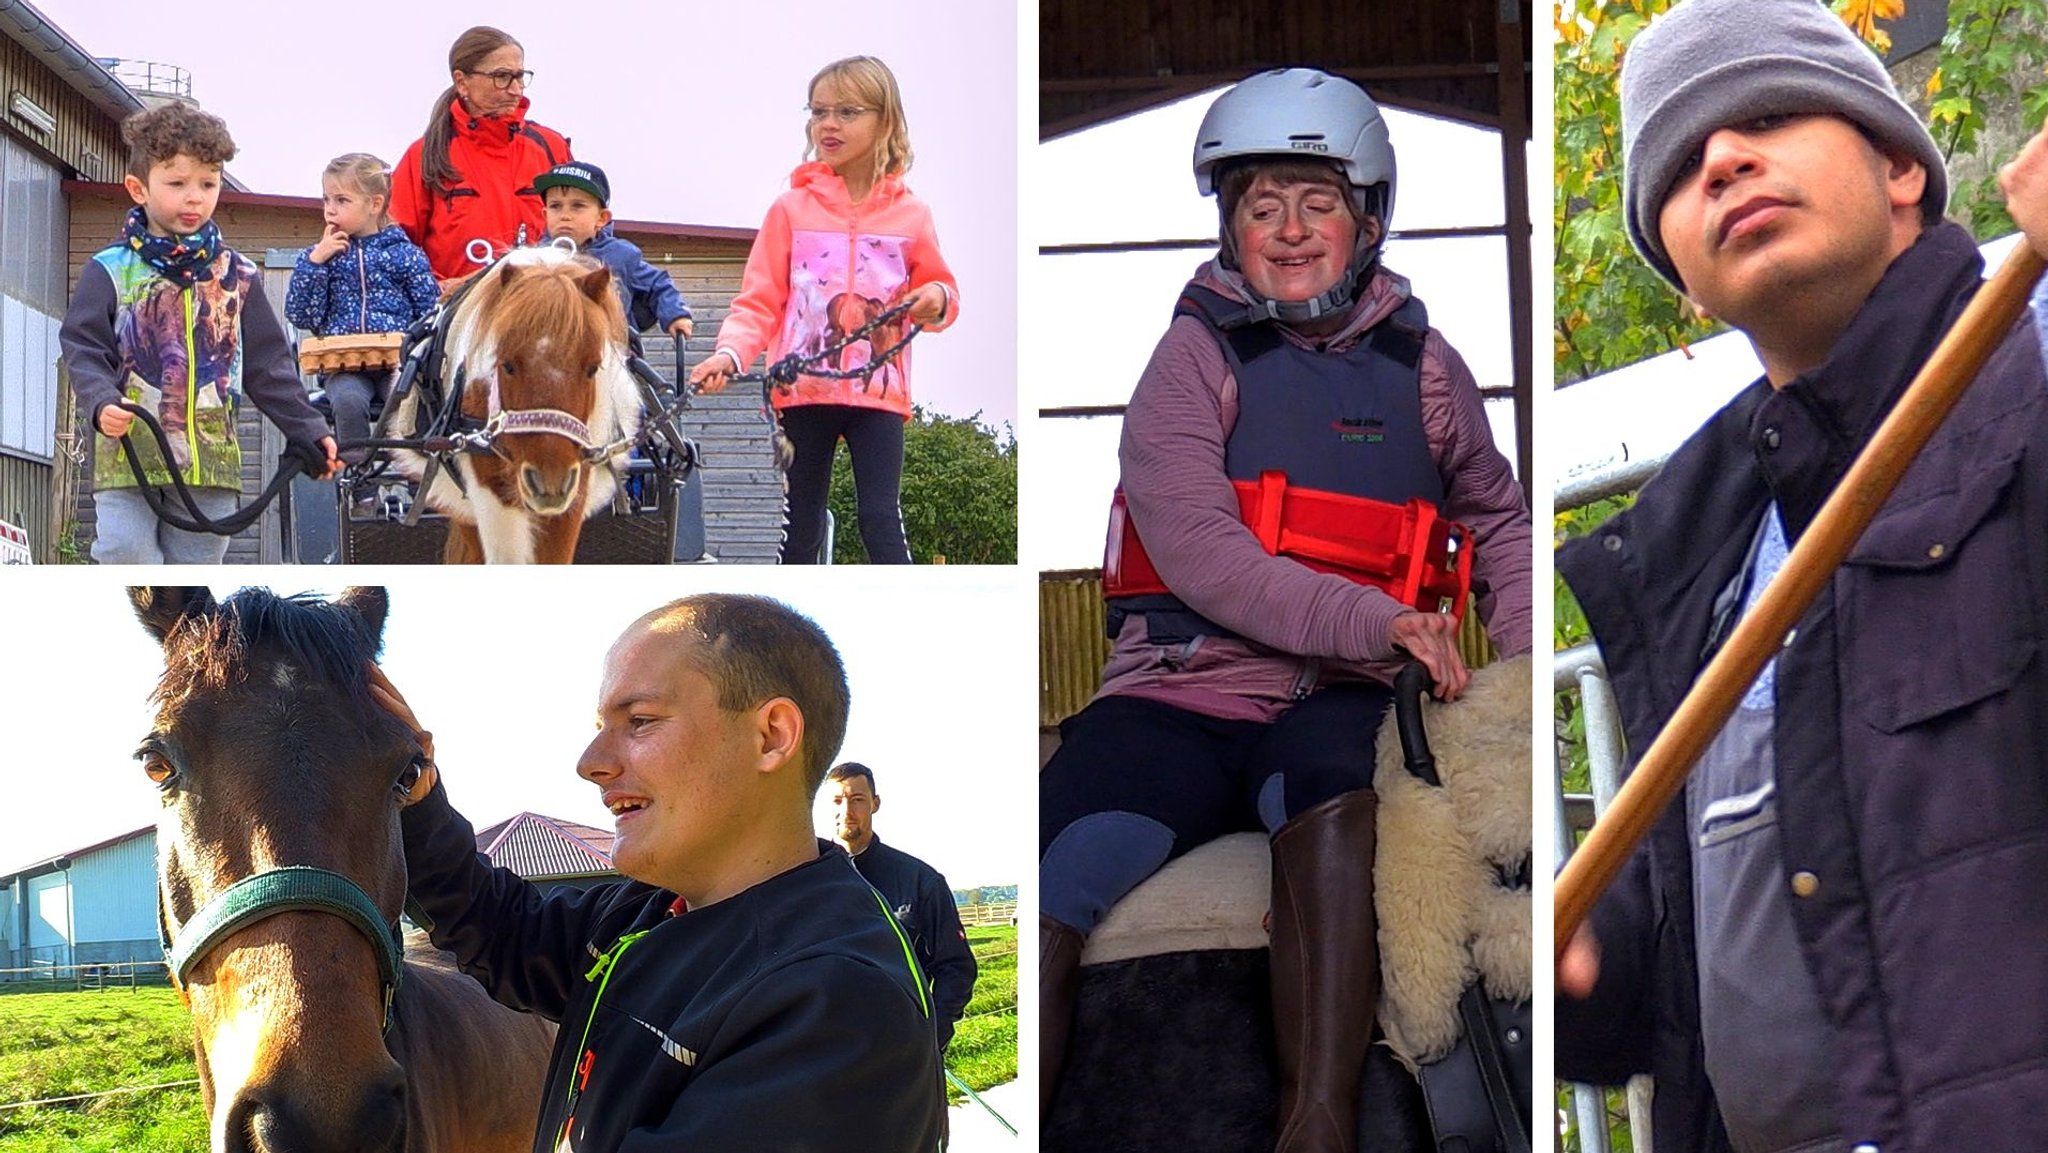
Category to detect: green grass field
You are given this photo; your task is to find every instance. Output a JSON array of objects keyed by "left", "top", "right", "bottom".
[
  {"left": 0, "top": 925, "right": 1018, "bottom": 1145},
  {"left": 946, "top": 923, "right": 1020, "bottom": 1102},
  {"left": 0, "top": 987, "right": 205, "bottom": 1153}
]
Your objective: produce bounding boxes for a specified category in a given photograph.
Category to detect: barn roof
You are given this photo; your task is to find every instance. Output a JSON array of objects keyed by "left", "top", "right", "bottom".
[
  {"left": 0, "top": 824, "right": 153, "bottom": 883},
  {"left": 59, "top": 181, "right": 758, "bottom": 244},
  {"left": 475, "top": 812, "right": 617, "bottom": 880}
]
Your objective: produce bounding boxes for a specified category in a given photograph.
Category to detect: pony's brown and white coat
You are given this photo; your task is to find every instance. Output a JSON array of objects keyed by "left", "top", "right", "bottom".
[{"left": 389, "top": 245, "right": 640, "bottom": 563}]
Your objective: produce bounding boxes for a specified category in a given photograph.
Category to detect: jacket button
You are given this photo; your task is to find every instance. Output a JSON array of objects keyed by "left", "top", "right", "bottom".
[
  {"left": 1791, "top": 871, "right": 1820, "bottom": 898},
  {"left": 1927, "top": 543, "right": 1946, "bottom": 560},
  {"left": 1762, "top": 426, "right": 1782, "bottom": 451}
]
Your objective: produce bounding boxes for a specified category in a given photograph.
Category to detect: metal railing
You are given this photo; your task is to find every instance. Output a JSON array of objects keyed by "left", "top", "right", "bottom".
[
  {"left": 96, "top": 58, "right": 192, "bottom": 99},
  {"left": 1556, "top": 452, "right": 1658, "bottom": 1153}
]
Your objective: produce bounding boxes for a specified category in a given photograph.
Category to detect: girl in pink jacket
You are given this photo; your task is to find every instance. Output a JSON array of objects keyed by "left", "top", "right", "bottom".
[{"left": 691, "top": 55, "right": 959, "bottom": 564}]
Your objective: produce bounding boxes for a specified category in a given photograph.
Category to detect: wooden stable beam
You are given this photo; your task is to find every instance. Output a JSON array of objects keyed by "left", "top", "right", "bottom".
[{"left": 1497, "top": 0, "right": 1533, "bottom": 487}]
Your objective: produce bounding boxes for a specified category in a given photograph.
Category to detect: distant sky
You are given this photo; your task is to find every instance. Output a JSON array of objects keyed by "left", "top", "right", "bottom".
[
  {"left": 27, "top": 0, "right": 1019, "bottom": 427},
  {"left": 0, "top": 569, "right": 1035, "bottom": 892},
  {"left": 1024, "top": 91, "right": 1536, "bottom": 569}
]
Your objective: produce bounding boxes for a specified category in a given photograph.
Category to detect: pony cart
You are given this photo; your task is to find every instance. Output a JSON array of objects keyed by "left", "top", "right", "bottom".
[
  {"left": 113, "top": 244, "right": 921, "bottom": 563},
  {"left": 285, "top": 246, "right": 702, "bottom": 565}
]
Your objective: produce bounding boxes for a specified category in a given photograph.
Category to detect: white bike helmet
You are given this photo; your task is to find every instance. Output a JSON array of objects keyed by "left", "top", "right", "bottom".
[{"left": 1192, "top": 68, "right": 1396, "bottom": 323}]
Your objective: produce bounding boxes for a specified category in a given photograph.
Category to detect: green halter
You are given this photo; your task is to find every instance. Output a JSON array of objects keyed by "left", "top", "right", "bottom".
[{"left": 162, "top": 865, "right": 405, "bottom": 1030}]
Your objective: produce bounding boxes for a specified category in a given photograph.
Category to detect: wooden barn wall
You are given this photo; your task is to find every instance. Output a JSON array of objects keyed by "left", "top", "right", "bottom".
[
  {"left": 0, "top": 38, "right": 125, "bottom": 182},
  {"left": 65, "top": 188, "right": 767, "bottom": 562}
]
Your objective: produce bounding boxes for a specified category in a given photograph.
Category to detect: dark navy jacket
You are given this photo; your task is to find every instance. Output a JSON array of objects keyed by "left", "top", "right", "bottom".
[
  {"left": 284, "top": 225, "right": 440, "bottom": 339},
  {"left": 1556, "top": 222, "right": 2048, "bottom": 1153},
  {"left": 582, "top": 224, "right": 692, "bottom": 333},
  {"left": 402, "top": 785, "right": 945, "bottom": 1153},
  {"left": 848, "top": 836, "right": 978, "bottom": 1052}
]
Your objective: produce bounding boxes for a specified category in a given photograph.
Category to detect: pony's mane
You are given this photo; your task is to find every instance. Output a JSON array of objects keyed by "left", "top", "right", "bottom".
[
  {"left": 154, "top": 589, "right": 382, "bottom": 716},
  {"left": 471, "top": 255, "right": 627, "bottom": 356}
]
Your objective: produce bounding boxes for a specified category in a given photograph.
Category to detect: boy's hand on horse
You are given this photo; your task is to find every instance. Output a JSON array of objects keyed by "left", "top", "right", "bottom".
[
  {"left": 95, "top": 403, "right": 135, "bottom": 438},
  {"left": 2000, "top": 123, "right": 2048, "bottom": 261},
  {"left": 689, "top": 350, "right": 740, "bottom": 394},
  {"left": 308, "top": 223, "right": 351, "bottom": 265},
  {"left": 1388, "top": 609, "right": 1469, "bottom": 701}
]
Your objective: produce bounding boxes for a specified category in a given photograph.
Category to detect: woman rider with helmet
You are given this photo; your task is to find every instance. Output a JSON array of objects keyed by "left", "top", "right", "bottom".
[{"left": 1038, "top": 69, "right": 1533, "bottom": 1153}]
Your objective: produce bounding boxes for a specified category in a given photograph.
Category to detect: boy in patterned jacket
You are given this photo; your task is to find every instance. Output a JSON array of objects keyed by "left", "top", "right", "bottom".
[{"left": 59, "top": 103, "right": 336, "bottom": 563}]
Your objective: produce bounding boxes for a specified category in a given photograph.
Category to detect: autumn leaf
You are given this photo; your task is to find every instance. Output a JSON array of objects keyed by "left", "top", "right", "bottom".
[
  {"left": 1926, "top": 66, "right": 1944, "bottom": 98},
  {"left": 1836, "top": 0, "right": 1903, "bottom": 53}
]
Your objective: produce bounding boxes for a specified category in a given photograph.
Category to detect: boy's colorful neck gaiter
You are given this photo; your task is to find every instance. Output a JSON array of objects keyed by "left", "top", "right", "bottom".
[{"left": 121, "top": 206, "right": 223, "bottom": 289}]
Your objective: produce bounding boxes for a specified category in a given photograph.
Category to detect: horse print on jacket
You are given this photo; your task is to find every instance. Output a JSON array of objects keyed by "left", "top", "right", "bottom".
[{"left": 780, "top": 231, "right": 912, "bottom": 402}]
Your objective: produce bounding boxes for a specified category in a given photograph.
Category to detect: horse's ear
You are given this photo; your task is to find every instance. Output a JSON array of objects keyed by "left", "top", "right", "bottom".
[
  {"left": 337, "top": 587, "right": 390, "bottom": 652},
  {"left": 578, "top": 265, "right": 613, "bottom": 307},
  {"left": 497, "top": 263, "right": 523, "bottom": 289},
  {"left": 130, "top": 587, "right": 216, "bottom": 643}
]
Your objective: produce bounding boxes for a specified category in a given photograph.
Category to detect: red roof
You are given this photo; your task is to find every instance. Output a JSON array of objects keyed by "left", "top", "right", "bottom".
[
  {"left": 474, "top": 812, "right": 616, "bottom": 880},
  {"left": 61, "top": 181, "right": 757, "bottom": 243}
]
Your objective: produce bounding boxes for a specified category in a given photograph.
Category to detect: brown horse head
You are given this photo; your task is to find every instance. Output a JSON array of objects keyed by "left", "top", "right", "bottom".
[
  {"left": 131, "top": 586, "right": 425, "bottom": 1153},
  {"left": 457, "top": 254, "right": 626, "bottom": 518}
]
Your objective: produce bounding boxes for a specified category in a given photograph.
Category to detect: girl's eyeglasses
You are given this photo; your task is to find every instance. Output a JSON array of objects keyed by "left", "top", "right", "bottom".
[{"left": 804, "top": 104, "right": 872, "bottom": 124}]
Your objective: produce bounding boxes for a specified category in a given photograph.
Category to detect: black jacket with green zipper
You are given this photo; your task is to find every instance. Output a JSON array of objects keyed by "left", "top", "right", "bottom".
[{"left": 401, "top": 782, "right": 946, "bottom": 1153}]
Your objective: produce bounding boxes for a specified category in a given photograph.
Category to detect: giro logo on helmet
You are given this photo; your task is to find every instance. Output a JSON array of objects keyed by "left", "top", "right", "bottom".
[{"left": 1290, "top": 141, "right": 1331, "bottom": 152}]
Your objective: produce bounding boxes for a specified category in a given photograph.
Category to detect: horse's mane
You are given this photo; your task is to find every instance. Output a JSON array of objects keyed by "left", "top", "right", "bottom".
[
  {"left": 467, "top": 254, "right": 627, "bottom": 356},
  {"left": 154, "top": 589, "right": 383, "bottom": 716}
]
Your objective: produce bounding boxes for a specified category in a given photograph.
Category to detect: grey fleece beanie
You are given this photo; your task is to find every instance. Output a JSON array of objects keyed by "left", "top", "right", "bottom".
[{"left": 1620, "top": 0, "right": 1947, "bottom": 291}]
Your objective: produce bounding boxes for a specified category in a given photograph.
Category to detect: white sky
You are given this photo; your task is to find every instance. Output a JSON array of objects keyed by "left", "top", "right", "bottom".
[
  {"left": 1023, "top": 90, "right": 1536, "bottom": 570},
  {"left": 0, "top": 568, "right": 1036, "bottom": 893},
  {"left": 26, "top": 0, "right": 1020, "bottom": 428}
]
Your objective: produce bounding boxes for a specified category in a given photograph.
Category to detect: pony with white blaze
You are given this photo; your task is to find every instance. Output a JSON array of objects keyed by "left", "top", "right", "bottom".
[{"left": 390, "top": 245, "right": 641, "bottom": 564}]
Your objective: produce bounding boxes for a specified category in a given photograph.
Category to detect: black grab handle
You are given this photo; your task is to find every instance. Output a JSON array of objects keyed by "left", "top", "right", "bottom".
[{"left": 1393, "top": 661, "right": 1441, "bottom": 787}]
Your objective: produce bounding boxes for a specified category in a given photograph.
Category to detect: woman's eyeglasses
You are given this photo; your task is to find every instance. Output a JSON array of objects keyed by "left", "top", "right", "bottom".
[
  {"left": 804, "top": 104, "right": 872, "bottom": 124},
  {"left": 471, "top": 69, "right": 534, "bottom": 90}
]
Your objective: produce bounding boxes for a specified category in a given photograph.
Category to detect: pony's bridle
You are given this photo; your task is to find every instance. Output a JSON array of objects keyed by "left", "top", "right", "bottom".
[
  {"left": 448, "top": 368, "right": 635, "bottom": 467},
  {"left": 161, "top": 866, "right": 405, "bottom": 1031}
]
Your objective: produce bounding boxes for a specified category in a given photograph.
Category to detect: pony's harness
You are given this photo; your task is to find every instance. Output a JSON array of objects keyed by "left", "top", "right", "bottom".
[{"left": 161, "top": 865, "right": 405, "bottom": 1031}]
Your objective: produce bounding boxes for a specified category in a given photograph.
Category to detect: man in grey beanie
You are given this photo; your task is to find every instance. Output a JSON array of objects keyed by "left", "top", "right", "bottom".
[{"left": 1554, "top": 1, "right": 2048, "bottom": 1151}]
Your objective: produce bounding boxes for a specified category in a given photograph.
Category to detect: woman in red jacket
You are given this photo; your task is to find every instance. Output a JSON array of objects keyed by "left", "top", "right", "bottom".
[{"left": 390, "top": 26, "right": 572, "bottom": 284}]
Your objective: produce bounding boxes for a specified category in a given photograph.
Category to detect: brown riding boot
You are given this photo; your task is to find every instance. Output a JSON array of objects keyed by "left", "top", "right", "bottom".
[
  {"left": 1268, "top": 788, "right": 1380, "bottom": 1153},
  {"left": 1041, "top": 914, "right": 1086, "bottom": 1121}
]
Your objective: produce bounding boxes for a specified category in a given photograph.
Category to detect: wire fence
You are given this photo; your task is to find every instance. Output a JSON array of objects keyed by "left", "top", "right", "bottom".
[{"left": 0, "top": 1078, "right": 200, "bottom": 1113}]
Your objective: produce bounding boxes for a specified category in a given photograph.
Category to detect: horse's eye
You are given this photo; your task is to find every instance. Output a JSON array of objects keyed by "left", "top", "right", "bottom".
[
  {"left": 586, "top": 363, "right": 600, "bottom": 377},
  {"left": 501, "top": 362, "right": 518, "bottom": 378},
  {"left": 140, "top": 750, "right": 177, "bottom": 790},
  {"left": 395, "top": 754, "right": 437, "bottom": 806}
]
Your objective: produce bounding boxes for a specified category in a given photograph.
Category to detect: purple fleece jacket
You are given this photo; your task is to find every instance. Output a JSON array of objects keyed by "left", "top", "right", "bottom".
[{"left": 1096, "top": 261, "right": 1533, "bottom": 722}]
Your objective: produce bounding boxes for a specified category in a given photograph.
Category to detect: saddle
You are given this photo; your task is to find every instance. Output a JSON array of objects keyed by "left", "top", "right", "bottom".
[{"left": 1374, "top": 656, "right": 1534, "bottom": 1153}]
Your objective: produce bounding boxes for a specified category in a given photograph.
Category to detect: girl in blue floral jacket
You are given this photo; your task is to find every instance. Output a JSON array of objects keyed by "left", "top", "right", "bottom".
[{"left": 286, "top": 153, "right": 441, "bottom": 462}]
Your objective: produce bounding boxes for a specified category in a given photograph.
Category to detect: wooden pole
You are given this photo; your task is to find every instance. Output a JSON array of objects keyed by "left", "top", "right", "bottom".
[{"left": 1555, "top": 242, "right": 2048, "bottom": 960}]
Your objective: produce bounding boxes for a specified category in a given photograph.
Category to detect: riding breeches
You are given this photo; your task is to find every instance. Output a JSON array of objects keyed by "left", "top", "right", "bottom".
[{"left": 1038, "top": 683, "right": 1391, "bottom": 933}]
